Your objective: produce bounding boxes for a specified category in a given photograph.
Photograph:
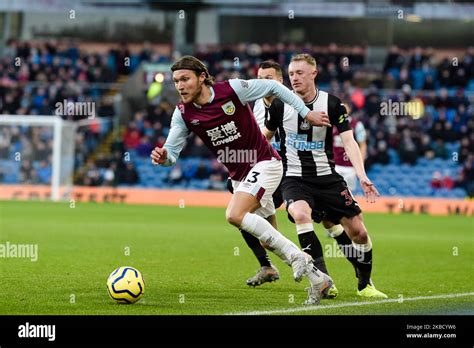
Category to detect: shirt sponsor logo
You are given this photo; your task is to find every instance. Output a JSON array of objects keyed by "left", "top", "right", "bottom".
[
  {"left": 206, "top": 121, "right": 242, "bottom": 146},
  {"left": 221, "top": 101, "right": 236, "bottom": 115},
  {"left": 287, "top": 133, "right": 324, "bottom": 151}
]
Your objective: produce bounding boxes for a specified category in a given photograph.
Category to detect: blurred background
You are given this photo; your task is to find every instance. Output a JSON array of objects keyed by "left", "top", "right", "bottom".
[{"left": 0, "top": 0, "right": 473, "bottom": 201}]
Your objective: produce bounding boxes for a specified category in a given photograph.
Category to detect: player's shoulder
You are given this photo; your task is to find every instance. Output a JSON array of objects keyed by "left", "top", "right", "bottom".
[
  {"left": 268, "top": 98, "right": 285, "bottom": 117},
  {"left": 326, "top": 92, "right": 343, "bottom": 108},
  {"left": 227, "top": 78, "right": 250, "bottom": 90},
  {"left": 269, "top": 97, "right": 284, "bottom": 110}
]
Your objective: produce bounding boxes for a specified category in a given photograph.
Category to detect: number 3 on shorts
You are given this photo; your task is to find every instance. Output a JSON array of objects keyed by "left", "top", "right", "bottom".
[{"left": 246, "top": 171, "right": 260, "bottom": 183}]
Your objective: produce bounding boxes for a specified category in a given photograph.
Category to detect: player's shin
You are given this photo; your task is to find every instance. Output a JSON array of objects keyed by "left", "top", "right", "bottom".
[
  {"left": 240, "top": 229, "right": 272, "bottom": 267},
  {"left": 352, "top": 236, "right": 373, "bottom": 291},
  {"left": 327, "top": 224, "right": 359, "bottom": 277},
  {"left": 240, "top": 212, "right": 300, "bottom": 263},
  {"left": 297, "top": 223, "right": 329, "bottom": 275}
]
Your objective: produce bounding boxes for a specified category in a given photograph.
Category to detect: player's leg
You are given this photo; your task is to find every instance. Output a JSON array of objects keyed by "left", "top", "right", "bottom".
[
  {"left": 226, "top": 159, "right": 332, "bottom": 297},
  {"left": 340, "top": 213, "right": 386, "bottom": 298},
  {"left": 322, "top": 220, "right": 359, "bottom": 278},
  {"left": 287, "top": 200, "right": 330, "bottom": 276},
  {"left": 280, "top": 177, "right": 336, "bottom": 303},
  {"left": 228, "top": 178, "right": 278, "bottom": 286},
  {"left": 244, "top": 211, "right": 280, "bottom": 287},
  {"left": 322, "top": 178, "right": 388, "bottom": 298}
]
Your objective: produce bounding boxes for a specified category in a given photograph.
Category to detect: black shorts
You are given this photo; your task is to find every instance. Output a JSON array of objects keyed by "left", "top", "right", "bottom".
[
  {"left": 281, "top": 174, "right": 362, "bottom": 225},
  {"left": 227, "top": 177, "right": 284, "bottom": 209}
]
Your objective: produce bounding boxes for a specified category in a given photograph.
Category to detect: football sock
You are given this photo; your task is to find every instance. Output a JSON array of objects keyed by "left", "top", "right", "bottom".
[
  {"left": 352, "top": 238, "right": 373, "bottom": 291},
  {"left": 240, "top": 229, "right": 272, "bottom": 268},
  {"left": 241, "top": 212, "right": 301, "bottom": 262},
  {"left": 296, "top": 223, "right": 329, "bottom": 275},
  {"left": 327, "top": 225, "right": 359, "bottom": 277},
  {"left": 306, "top": 265, "right": 329, "bottom": 287}
]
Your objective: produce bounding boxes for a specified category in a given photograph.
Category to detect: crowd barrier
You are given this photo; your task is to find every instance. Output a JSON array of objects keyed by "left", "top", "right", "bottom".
[{"left": 0, "top": 185, "right": 472, "bottom": 216}]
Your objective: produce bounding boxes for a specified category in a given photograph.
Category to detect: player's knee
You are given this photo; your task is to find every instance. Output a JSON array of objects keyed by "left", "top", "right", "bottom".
[
  {"left": 289, "top": 209, "right": 312, "bottom": 224},
  {"left": 352, "top": 227, "right": 368, "bottom": 244},
  {"left": 225, "top": 209, "right": 244, "bottom": 227}
]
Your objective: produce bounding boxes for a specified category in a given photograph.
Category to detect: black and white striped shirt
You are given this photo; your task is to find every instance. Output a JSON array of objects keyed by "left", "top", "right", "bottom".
[{"left": 265, "top": 89, "right": 351, "bottom": 179}]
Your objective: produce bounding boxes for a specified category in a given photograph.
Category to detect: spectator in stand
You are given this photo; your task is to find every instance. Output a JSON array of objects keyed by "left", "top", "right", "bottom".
[
  {"left": 123, "top": 122, "right": 141, "bottom": 149},
  {"left": 419, "top": 134, "right": 434, "bottom": 159},
  {"left": 432, "top": 139, "right": 448, "bottom": 159},
  {"left": 455, "top": 156, "right": 474, "bottom": 197},
  {"left": 398, "top": 129, "right": 418, "bottom": 165},
  {"left": 383, "top": 45, "right": 405, "bottom": 72},
  {"left": 373, "top": 140, "right": 390, "bottom": 165},
  {"left": 458, "top": 136, "right": 472, "bottom": 164},
  {"left": 208, "top": 160, "right": 228, "bottom": 190},
  {"left": 431, "top": 171, "right": 443, "bottom": 189},
  {"left": 167, "top": 164, "right": 183, "bottom": 185},
  {"left": 136, "top": 136, "right": 154, "bottom": 157},
  {"left": 181, "top": 136, "right": 213, "bottom": 158},
  {"left": 121, "top": 162, "right": 139, "bottom": 185},
  {"left": 20, "top": 160, "right": 34, "bottom": 183},
  {"left": 194, "top": 161, "right": 209, "bottom": 180},
  {"left": 103, "top": 163, "right": 117, "bottom": 187}
]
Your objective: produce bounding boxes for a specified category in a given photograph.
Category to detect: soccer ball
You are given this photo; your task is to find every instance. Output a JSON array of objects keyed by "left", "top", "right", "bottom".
[{"left": 106, "top": 266, "right": 145, "bottom": 304}]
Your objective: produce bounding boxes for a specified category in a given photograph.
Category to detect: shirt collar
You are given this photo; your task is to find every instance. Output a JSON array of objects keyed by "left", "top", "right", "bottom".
[{"left": 193, "top": 87, "right": 215, "bottom": 108}]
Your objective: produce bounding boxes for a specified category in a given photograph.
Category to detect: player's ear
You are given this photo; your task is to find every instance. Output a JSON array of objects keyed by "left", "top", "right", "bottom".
[{"left": 199, "top": 72, "right": 206, "bottom": 84}]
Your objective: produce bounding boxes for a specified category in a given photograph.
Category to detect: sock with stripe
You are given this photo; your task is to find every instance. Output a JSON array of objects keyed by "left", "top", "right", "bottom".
[
  {"left": 297, "top": 223, "right": 329, "bottom": 275},
  {"left": 240, "top": 212, "right": 301, "bottom": 263}
]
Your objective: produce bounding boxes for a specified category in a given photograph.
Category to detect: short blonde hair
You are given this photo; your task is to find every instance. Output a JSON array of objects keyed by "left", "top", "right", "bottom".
[{"left": 290, "top": 54, "right": 317, "bottom": 69}]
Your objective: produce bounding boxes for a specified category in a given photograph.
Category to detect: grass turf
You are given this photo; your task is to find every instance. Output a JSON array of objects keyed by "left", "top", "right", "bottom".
[{"left": 0, "top": 200, "right": 472, "bottom": 315}]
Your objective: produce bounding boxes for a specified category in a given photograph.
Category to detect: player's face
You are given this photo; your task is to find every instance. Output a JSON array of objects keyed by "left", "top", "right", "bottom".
[
  {"left": 288, "top": 61, "right": 317, "bottom": 95},
  {"left": 173, "top": 69, "right": 205, "bottom": 103},
  {"left": 257, "top": 68, "right": 283, "bottom": 83}
]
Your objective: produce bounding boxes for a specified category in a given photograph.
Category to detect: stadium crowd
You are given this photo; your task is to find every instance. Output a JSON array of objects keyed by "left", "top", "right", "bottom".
[{"left": 0, "top": 41, "right": 472, "bottom": 197}]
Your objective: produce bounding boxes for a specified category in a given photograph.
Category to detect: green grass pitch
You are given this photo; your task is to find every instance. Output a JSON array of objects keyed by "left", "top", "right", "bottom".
[{"left": 0, "top": 200, "right": 472, "bottom": 315}]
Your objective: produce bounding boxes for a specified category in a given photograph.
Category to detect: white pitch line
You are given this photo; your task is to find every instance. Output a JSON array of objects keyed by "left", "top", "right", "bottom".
[{"left": 225, "top": 292, "right": 474, "bottom": 316}]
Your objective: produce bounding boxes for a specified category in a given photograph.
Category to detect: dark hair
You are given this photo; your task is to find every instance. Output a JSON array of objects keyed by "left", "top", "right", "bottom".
[
  {"left": 258, "top": 60, "right": 283, "bottom": 77},
  {"left": 171, "top": 55, "right": 214, "bottom": 86}
]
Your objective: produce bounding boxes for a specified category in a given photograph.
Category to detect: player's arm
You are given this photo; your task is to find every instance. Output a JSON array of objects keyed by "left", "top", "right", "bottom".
[
  {"left": 354, "top": 121, "right": 367, "bottom": 161},
  {"left": 229, "top": 79, "right": 330, "bottom": 127},
  {"left": 150, "top": 107, "right": 190, "bottom": 166},
  {"left": 340, "top": 130, "right": 379, "bottom": 202},
  {"left": 328, "top": 96, "right": 379, "bottom": 202},
  {"left": 262, "top": 98, "right": 284, "bottom": 141},
  {"left": 262, "top": 127, "right": 275, "bottom": 141},
  {"left": 359, "top": 140, "right": 367, "bottom": 161}
]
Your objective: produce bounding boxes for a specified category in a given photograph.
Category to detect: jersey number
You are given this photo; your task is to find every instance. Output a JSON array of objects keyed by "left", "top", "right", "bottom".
[
  {"left": 247, "top": 172, "right": 260, "bottom": 183},
  {"left": 341, "top": 189, "right": 353, "bottom": 206}
]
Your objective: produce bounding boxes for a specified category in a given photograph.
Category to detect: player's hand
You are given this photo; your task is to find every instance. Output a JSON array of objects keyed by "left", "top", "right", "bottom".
[
  {"left": 305, "top": 111, "right": 331, "bottom": 127},
  {"left": 359, "top": 176, "right": 380, "bottom": 203},
  {"left": 150, "top": 147, "right": 168, "bottom": 165}
]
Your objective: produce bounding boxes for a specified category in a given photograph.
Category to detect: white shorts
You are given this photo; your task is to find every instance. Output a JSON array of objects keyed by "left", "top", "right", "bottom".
[
  {"left": 335, "top": 165, "right": 357, "bottom": 192},
  {"left": 231, "top": 158, "right": 283, "bottom": 219}
]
